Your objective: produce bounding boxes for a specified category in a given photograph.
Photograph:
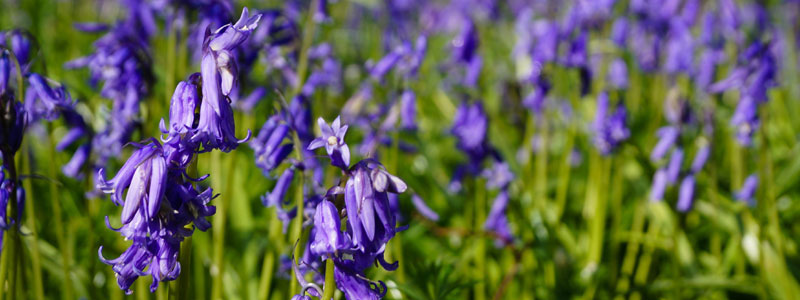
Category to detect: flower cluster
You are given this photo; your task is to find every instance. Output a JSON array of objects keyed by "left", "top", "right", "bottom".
[
  {"left": 96, "top": 8, "right": 260, "bottom": 294},
  {"left": 288, "top": 116, "right": 408, "bottom": 299},
  {"left": 450, "top": 101, "right": 514, "bottom": 245},
  {"left": 67, "top": 0, "right": 155, "bottom": 168},
  {"left": 592, "top": 92, "right": 629, "bottom": 155}
]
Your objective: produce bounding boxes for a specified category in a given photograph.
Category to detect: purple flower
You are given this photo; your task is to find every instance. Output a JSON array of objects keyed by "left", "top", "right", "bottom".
[
  {"left": 665, "top": 148, "right": 684, "bottom": 184},
  {"left": 25, "top": 73, "right": 74, "bottom": 122},
  {"left": 736, "top": 174, "right": 758, "bottom": 206},
  {"left": 651, "top": 126, "right": 680, "bottom": 161},
  {"left": 192, "top": 8, "right": 261, "bottom": 152},
  {"left": 67, "top": 3, "right": 155, "bottom": 168},
  {"left": 610, "top": 18, "right": 628, "bottom": 46},
  {"left": 160, "top": 75, "right": 200, "bottom": 140},
  {"left": 664, "top": 21, "right": 694, "bottom": 75},
  {"left": 676, "top": 175, "right": 695, "bottom": 212},
  {"left": 308, "top": 116, "right": 350, "bottom": 170},
  {"left": 333, "top": 263, "right": 386, "bottom": 300},
  {"left": 252, "top": 116, "right": 293, "bottom": 175},
  {"left": 97, "top": 141, "right": 167, "bottom": 223},
  {"left": 0, "top": 51, "right": 10, "bottom": 95},
  {"left": 451, "top": 102, "right": 489, "bottom": 162},
  {"left": 690, "top": 144, "right": 710, "bottom": 174},
  {"left": 650, "top": 169, "right": 667, "bottom": 201},
  {"left": 344, "top": 160, "right": 406, "bottom": 250},
  {"left": 608, "top": 58, "right": 628, "bottom": 89},
  {"left": 263, "top": 167, "right": 294, "bottom": 209},
  {"left": 709, "top": 41, "right": 776, "bottom": 145},
  {"left": 483, "top": 161, "right": 513, "bottom": 190},
  {"left": 0, "top": 167, "right": 24, "bottom": 230},
  {"left": 522, "top": 75, "right": 550, "bottom": 115},
  {"left": 400, "top": 90, "right": 417, "bottom": 130},
  {"left": 7, "top": 30, "right": 32, "bottom": 69},
  {"left": 309, "top": 199, "right": 345, "bottom": 256},
  {"left": 484, "top": 190, "right": 511, "bottom": 246},
  {"left": 592, "top": 93, "right": 630, "bottom": 155},
  {"left": 411, "top": 194, "right": 439, "bottom": 222}
]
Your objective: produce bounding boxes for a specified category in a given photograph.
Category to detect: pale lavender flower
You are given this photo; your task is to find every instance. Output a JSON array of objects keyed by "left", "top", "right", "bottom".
[{"left": 308, "top": 116, "right": 350, "bottom": 170}]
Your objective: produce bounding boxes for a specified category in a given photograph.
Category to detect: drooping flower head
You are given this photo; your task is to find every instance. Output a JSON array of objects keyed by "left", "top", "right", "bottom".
[{"left": 192, "top": 8, "right": 261, "bottom": 152}]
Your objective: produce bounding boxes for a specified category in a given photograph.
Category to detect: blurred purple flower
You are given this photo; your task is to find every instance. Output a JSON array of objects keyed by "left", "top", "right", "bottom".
[{"left": 736, "top": 174, "right": 758, "bottom": 206}]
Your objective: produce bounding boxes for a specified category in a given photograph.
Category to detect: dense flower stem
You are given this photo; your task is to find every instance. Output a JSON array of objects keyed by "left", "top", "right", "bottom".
[
  {"left": 474, "top": 178, "right": 486, "bottom": 300},
  {"left": 48, "top": 124, "right": 75, "bottom": 299},
  {"left": 20, "top": 142, "right": 44, "bottom": 300},
  {"left": 321, "top": 258, "right": 336, "bottom": 300}
]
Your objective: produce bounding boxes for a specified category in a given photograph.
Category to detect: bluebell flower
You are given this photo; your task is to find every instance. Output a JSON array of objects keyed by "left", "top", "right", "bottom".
[
  {"left": 160, "top": 75, "right": 200, "bottom": 141},
  {"left": 262, "top": 167, "right": 297, "bottom": 233},
  {"left": 592, "top": 92, "right": 629, "bottom": 155},
  {"left": 308, "top": 116, "right": 350, "bottom": 170},
  {"left": 676, "top": 175, "right": 695, "bottom": 212},
  {"left": 399, "top": 90, "right": 417, "bottom": 130},
  {"left": 252, "top": 116, "right": 293, "bottom": 174},
  {"left": 97, "top": 141, "right": 167, "bottom": 223},
  {"left": 608, "top": 58, "right": 628, "bottom": 89},
  {"left": 191, "top": 8, "right": 261, "bottom": 152},
  {"left": 484, "top": 190, "right": 511, "bottom": 246},
  {"left": 411, "top": 194, "right": 439, "bottom": 222},
  {"left": 451, "top": 101, "right": 489, "bottom": 162},
  {"left": 736, "top": 174, "right": 758, "bottom": 206},
  {"left": 650, "top": 169, "right": 668, "bottom": 201},
  {"left": 309, "top": 199, "right": 345, "bottom": 256},
  {"left": 25, "top": 73, "right": 74, "bottom": 122}
]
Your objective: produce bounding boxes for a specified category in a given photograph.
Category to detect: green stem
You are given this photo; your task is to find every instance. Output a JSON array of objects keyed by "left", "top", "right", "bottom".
[
  {"left": 289, "top": 168, "right": 306, "bottom": 296},
  {"left": 169, "top": 236, "right": 193, "bottom": 300},
  {"left": 321, "top": 258, "right": 336, "bottom": 300},
  {"left": 20, "top": 142, "right": 44, "bottom": 300},
  {"left": 583, "top": 155, "right": 612, "bottom": 299},
  {"left": 554, "top": 121, "right": 576, "bottom": 222},
  {"left": 615, "top": 201, "right": 646, "bottom": 295},
  {"left": 474, "top": 178, "right": 487, "bottom": 300},
  {"left": 47, "top": 125, "right": 75, "bottom": 299},
  {"left": 257, "top": 213, "right": 284, "bottom": 299},
  {"left": 211, "top": 151, "right": 237, "bottom": 300}
]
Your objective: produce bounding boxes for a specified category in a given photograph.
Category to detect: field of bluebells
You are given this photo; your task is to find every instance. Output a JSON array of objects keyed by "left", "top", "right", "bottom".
[{"left": 2, "top": 0, "right": 800, "bottom": 299}]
